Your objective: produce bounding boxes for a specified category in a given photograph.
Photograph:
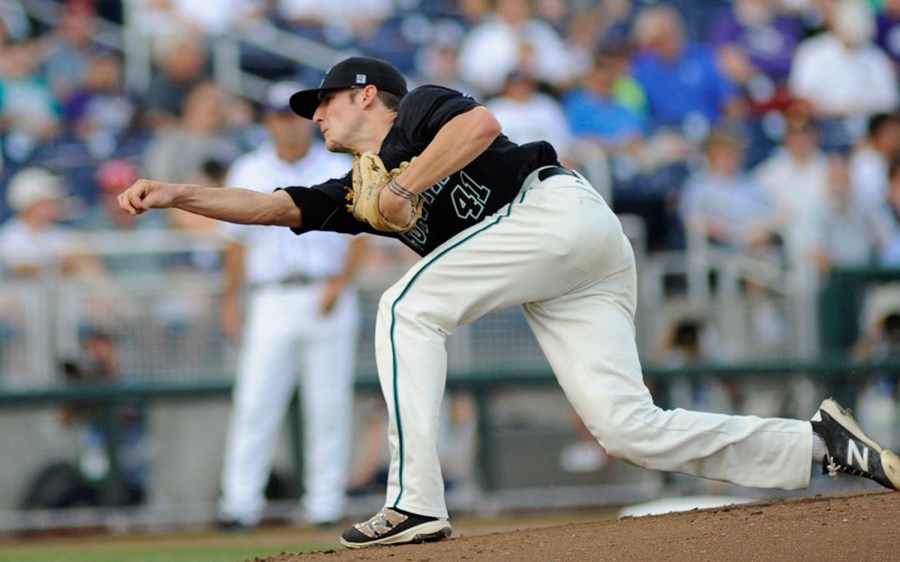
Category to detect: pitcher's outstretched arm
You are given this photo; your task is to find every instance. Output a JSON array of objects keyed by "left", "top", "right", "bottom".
[{"left": 117, "top": 179, "right": 302, "bottom": 227}]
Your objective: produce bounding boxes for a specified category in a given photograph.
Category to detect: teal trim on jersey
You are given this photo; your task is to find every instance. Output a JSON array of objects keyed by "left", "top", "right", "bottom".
[{"left": 388, "top": 188, "right": 532, "bottom": 508}]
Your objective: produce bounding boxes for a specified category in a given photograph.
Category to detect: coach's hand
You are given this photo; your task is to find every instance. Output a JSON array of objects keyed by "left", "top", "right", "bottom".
[{"left": 118, "top": 179, "right": 181, "bottom": 216}]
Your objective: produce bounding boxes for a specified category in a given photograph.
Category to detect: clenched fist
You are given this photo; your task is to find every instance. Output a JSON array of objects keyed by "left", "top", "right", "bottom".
[{"left": 118, "top": 179, "right": 182, "bottom": 216}]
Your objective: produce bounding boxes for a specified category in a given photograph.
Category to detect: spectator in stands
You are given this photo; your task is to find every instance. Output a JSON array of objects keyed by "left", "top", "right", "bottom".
[
  {"left": 849, "top": 112, "right": 900, "bottom": 208},
  {"left": 679, "top": 128, "right": 780, "bottom": 254},
  {"left": 413, "top": 20, "right": 474, "bottom": 95},
  {"left": 456, "top": 0, "right": 578, "bottom": 98},
  {"left": 850, "top": 307, "right": 900, "bottom": 450},
  {"left": 456, "top": 0, "right": 490, "bottom": 21},
  {"left": 788, "top": 0, "right": 898, "bottom": 150},
  {"left": 141, "top": 81, "right": 243, "bottom": 184},
  {"left": 126, "top": 0, "right": 266, "bottom": 38},
  {"left": 558, "top": 3, "right": 604, "bottom": 75},
  {"left": 76, "top": 159, "right": 170, "bottom": 274},
  {"left": 64, "top": 51, "right": 137, "bottom": 158},
  {"left": 81, "top": 158, "right": 146, "bottom": 232},
  {"left": 562, "top": 50, "right": 646, "bottom": 153},
  {"left": 0, "top": 40, "right": 62, "bottom": 158},
  {"left": 139, "top": 35, "right": 209, "bottom": 129},
  {"left": 0, "top": 167, "right": 103, "bottom": 278},
  {"left": 41, "top": 1, "right": 102, "bottom": 107},
  {"left": 707, "top": 0, "right": 805, "bottom": 116},
  {"left": 275, "top": 0, "right": 393, "bottom": 47},
  {"left": 163, "top": 158, "right": 229, "bottom": 274},
  {"left": 875, "top": 0, "right": 900, "bottom": 76},
  {"left": 630, "top": 3, "right": 743, "bottom": 141},
  {"left": 810, "top": 153, "right": 892, "bottom": 276},
  {"left": 683, "top": 129, "right": 815, "bottom": 415},
  {"left": 216, "top": 81, "right": 362, "bottom": 531},
  {"left": 562, "top": 47, "right": 692, "bottom": 204},
  {"left": 817, "top": 150, "right": 898, "bottom": 368},
  {"left": 58, "top": 328, "right": 148, "bottom": 506},
  {"left": 752, "top": 117, "right": 830, "bottom": 264},
  {"left": 877, "top": 156, "right": 900, "bottom": 266},
  {"left": 0, "top": 0, "right": 30, "bottom": 44},
  {"left": 19, "top": 327, "right": 147, "bottom": 509},
  {"left": 484, "top": 69, "right": 574, "bottom": 165}
]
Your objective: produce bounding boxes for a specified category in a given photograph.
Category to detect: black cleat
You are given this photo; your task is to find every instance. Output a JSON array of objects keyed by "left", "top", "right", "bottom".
[
  {"left": 339, "top": 507, "right": 451, "bottom": 548},
  {"left": 811, "top": 398, "right": 900, "bottom": 490}
]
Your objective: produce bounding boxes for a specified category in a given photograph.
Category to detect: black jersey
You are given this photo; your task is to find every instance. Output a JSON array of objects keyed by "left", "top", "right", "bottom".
[{"left": 283, "top": 85, "right": 559, "bottom": 256}]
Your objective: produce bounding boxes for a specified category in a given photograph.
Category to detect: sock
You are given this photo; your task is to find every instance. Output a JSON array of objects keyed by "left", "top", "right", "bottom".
[
  {"left": 812, "top": 431, "right": 828, "bottom": 464},
  {"left": 393, "top": 507, "right": 434, "bottom": 520}
]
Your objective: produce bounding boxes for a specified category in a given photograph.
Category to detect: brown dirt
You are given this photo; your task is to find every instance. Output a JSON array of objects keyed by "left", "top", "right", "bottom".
[{"left": 258, "top": 490, "right": 900, "bottom": 562}]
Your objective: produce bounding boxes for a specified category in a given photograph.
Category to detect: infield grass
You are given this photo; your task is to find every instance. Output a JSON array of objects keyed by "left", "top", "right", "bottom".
[
  {"left": 0, "top": 545, "right": 323, "bottom": 562},
  {"left": 0, "top": 508, "right": 619, "bottom": 562},
  {"left": 0, "top": 528, "right": 338, "bottom": 562}
]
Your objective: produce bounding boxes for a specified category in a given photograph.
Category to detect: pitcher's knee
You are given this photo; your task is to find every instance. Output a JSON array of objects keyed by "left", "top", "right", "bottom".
[
  {"left": 601, "top": 438, "right": 648, "bottom": 464},
  {"left": 591, "top": 407, "right": 665, "bottom": 464},
  {"left": 377, "top": 284, "right": 404, "bottom": 317}
]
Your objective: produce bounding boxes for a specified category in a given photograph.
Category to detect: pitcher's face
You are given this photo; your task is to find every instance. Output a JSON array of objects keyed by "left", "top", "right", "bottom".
[{"left": 312, "top": 88, "right": 366, "bottom": 154}]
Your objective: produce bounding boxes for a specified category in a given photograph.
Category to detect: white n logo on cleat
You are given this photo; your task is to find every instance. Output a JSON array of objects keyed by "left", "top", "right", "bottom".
[{"left": 847, "top": 441, "right": 870, "bottom": 472}]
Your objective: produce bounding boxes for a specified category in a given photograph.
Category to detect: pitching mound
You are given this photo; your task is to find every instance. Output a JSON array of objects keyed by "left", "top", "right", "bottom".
[{"left": 263, "top": 490, "right": 898, "bottom": 561}]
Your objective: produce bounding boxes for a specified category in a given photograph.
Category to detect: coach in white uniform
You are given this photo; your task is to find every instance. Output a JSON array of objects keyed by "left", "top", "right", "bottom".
[{"left": 217, "top": 82, "right": 364, "bottom": 529}]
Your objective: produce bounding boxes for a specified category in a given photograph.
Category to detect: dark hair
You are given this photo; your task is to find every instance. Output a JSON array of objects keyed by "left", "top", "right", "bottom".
[
  {"left": 349, "top": 87, "right": 402, "bottom": 112},
  {"left": 868, "top": 112, "right": 900, "bottom": 138},
  {"left": 201, "top": 158, "right": 228, "bottom": 183},
  {"left": 703, "top": 129, "right": 744, "bottom": 153},
  {"left": 673, "top": 320, "right": 701, "bottom": 347},
  {"left": 885, "top": 312, "right": 900, "bottom": 334}
]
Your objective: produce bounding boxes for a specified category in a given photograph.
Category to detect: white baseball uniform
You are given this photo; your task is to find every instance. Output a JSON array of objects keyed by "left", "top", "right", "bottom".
[{"left": 218, "top": 141, "right": 358, "bottom": 526}]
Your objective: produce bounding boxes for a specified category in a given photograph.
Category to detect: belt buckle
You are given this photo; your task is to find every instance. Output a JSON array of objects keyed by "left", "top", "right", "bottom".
[{"left": 281, "top": 274, "right": 312, "bottom": 286}]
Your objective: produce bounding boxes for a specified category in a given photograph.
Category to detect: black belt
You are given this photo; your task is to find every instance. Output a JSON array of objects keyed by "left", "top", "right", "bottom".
[
  {"left": 255, "top": 274, "right": 330, "bottom": 289},
  {"left": 537, "top": 166, "right": 579, "bottom": 182}
]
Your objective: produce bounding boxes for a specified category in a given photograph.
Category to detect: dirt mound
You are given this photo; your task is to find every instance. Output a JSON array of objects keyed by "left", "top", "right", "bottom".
[{"left": 262, "top": 490, "right": 899, "bottom": 561}]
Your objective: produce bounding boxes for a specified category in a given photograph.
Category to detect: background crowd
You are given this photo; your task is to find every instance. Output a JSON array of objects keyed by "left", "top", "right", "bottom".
[{"left": 4, "top": 0, "right": 900, "bottom": 268}]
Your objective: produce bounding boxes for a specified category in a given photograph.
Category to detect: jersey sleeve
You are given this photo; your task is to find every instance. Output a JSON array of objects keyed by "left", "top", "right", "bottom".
[
  {"left": 281, "top": 175, "right": 390, "bottom": 238},
  {"left": 396, "top": 86, "right": 483, "bottom": 148}
]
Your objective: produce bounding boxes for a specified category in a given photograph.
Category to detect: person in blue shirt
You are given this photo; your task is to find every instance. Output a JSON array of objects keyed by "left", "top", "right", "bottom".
[
  {"left": 563, "top": 51, "right": 647, "bottom": 151},
  {"left": 630, "top": 4, "right": 742, "bottom": 138}
]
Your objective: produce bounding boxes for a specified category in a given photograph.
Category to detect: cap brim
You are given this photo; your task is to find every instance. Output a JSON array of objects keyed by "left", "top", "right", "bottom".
[{"left": 289, "top": 88, "right": 329, "bottom": 119}]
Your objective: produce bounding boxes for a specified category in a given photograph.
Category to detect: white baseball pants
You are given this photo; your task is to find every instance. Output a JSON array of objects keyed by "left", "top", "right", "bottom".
[
  {"left": 376, "top": 168, "right": 813, "bottom": 519},
  {"left": 219, "top": 282, "right": 358, "bottom": 525}
]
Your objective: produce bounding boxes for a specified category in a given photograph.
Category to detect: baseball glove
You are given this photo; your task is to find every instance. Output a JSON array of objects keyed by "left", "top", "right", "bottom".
[{"left": 347, "top": 151, "right": 422, "bottom": 233}]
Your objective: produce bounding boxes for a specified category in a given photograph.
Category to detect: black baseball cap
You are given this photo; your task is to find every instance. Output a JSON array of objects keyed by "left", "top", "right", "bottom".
[{"left": 289, "top": 57, "right": 408, "bottom": 119}]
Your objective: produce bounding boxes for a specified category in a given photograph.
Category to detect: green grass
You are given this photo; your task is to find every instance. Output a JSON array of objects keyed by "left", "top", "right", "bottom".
[
  {"left": 0, "top": 508, "right": 618, "bottom": 562},
  {"left": 0, "top": 546, "right": 314, "bottom": 562},
  {"left": 0, "top": 530, "right": 338, "bottom": 562}
]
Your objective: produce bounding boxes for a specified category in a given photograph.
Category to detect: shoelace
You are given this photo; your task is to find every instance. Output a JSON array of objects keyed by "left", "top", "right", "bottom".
[
  {"left": 824, "top": 451, "right": 869, "bottom": 479},
  {"left": 356, "top": 508, "right": 403, "bottom": 538}
]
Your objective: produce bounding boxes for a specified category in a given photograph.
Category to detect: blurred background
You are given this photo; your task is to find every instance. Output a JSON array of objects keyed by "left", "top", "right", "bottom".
[{"left": 1, "top": 0, "right": 900, "bottom": 536}]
